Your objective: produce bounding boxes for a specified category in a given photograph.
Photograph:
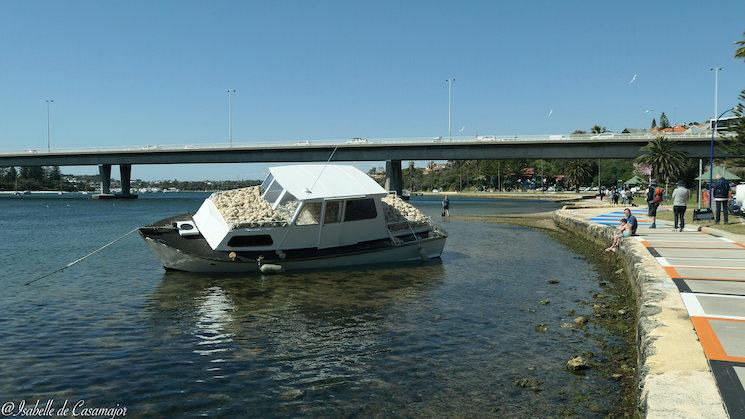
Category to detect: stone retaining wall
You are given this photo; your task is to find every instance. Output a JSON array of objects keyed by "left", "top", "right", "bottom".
[{"left": 553, "top": 210, "right": 727, "bottom": 418}]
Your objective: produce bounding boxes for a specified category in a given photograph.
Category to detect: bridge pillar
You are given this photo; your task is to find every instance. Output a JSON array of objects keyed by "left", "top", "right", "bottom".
[
  {"left": 120, "top": 164, "right": 132, "bottom": 195},
  {"left": 385, "top": 159, "right": 403, "bottom": 195},
  {"left": 99, "top": 164, "right": 111, "bottom": 194}
]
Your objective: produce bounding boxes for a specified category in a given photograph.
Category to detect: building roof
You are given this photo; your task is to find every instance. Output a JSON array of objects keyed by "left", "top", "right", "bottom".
[
  {"left": 695, "top": 165, "right": 742, "bottom": 181},
  {"left": 269, "top": 164, "right": 387, "bottom": 200}
]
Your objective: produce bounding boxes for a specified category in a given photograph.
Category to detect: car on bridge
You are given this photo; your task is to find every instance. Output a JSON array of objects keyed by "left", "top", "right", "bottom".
[
  {"left": 346, "top": 138, "right": 368, "bottom": 144},
  {"left": 294, "top": 141, "right": 311, "bottom": 146},
  {"left": 590, "top": 132, "right": 615, "bottom": 140}
]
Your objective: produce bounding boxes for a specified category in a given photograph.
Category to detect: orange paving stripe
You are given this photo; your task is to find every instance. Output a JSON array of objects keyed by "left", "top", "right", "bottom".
[
  {"left": 690, "top": 317, "right": 745, "bottom": 363},
  {"left": 734, "top": 242, "right": 745, "bottom": 249},
  {"left": 640, "top": 240, "right": 650, "bottom": 248},
  {"left": 676, "top": 276, "right": 745, "bottom": 282},
  {"left": 649, "top": 247, "right": 745, "bottom": 250},
  {"left": 671, "top": 265, "right": 745, "bottom": 271},
  {"left": 663, "top": 266, "right": 681, "bottom": 278}
]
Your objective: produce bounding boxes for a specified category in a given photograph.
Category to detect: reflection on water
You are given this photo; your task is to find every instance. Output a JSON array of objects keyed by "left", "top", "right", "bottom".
[{"left": 0, "top": 194, "right": 626, "bottom": 417}]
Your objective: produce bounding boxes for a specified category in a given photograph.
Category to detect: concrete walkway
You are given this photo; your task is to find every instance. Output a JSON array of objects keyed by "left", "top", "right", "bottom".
[{"left": 592, "top": 209, "right": 745, "bottom": 417}]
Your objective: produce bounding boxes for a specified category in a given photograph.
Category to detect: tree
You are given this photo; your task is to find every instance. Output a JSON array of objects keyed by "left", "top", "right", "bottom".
[
  {"left": 651, "top": 118, "right": 657, "bottom": 129},
  {"left": 659, "top": 112, "right": 671, "bottom": 129},
  {"left": 572, "top": 129, "right": 587, "bottom": 135},
  {"left": 564, "top": 160, "right": 592, "bottom": 192},
  {"left": 736, "top": 31, "right": 745, "bottom": 60},
  {"left": 728, "top": 32, "right": 745, "bottom": 152},
  {"left": 634, "top": 136, "right": 688, "bottom": 188},
  {"left": 590, "top": 125, "right": 607, "bottom": 134}
]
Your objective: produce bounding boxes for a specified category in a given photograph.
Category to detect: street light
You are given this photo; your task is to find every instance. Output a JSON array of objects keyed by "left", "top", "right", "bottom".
[
  {"left": 708, "top": 107, "right": 735, "bottom": 208},
  {"left": 227, "top": 89, "right": 236, "bottom": 146},
  {"left": 446, "top": 78, "right": 455, "bottom": 141},
  {"left": 45, "top": 99, "right": 54, "bottom": 151}
]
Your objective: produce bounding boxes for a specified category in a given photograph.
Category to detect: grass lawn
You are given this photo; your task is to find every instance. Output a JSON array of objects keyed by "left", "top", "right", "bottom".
[{"left": 654, "top": 207, "right": 745, "bottom": 235}]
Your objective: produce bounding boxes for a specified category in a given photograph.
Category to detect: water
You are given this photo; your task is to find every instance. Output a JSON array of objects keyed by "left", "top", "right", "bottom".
[{"left": 0, "top": 194, "right": 630, "bottom": 417}]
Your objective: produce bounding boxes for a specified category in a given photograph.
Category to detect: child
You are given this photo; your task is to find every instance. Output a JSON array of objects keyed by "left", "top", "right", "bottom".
[{"left": 605, "top": 218, "right": 632, "bottom": 252}]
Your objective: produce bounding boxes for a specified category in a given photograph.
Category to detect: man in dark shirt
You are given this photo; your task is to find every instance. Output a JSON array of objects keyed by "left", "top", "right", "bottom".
[{"left": 624, "top": 208, "right": 638, "bottom": 235}]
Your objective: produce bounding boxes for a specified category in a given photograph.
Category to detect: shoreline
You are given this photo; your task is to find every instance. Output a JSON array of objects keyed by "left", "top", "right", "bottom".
[
  {"left": 415, "top": 191, "right": 592, "bottom": 202},
  {"left": 454, "top": 211, "right": 639, "bottom": 416},
  {"left": 553, "top": 208, "right": 728, "bottom": 417}
]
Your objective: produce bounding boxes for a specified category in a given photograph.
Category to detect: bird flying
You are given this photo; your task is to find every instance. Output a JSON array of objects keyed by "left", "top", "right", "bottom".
[
  {"left": 458, "top": 126, "right": 465, "bottom": 133},
  {"left": 548, "top": 109, "right": 553, "bottom": 118},
  {"left": 629, "top": 74, "right": 637, "bottom": 84}
]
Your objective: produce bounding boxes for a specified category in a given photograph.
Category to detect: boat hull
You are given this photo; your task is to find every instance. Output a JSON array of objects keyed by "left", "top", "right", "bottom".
[{"left": 142, "top": 234, "right": 446, "bottom": 273}]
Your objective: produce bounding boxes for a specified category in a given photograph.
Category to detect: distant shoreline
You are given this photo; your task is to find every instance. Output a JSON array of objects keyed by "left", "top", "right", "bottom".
[{"left": 414, "top": 191, "right": 592, "bottom": 202}]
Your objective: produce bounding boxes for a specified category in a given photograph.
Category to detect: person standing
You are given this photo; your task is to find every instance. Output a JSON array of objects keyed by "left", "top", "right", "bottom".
[
  {"left": 713, "top": 174, "right": 731, "bottom": 224},
  {"left": 620, "top": 188, "right": 627, "bottom": 205},
  {"left": 442, "top": 195, "right": 450, "bottom": 217},
  {"left": 646, "top": 181, "right": 658, "bottom": 228},
  {"left": 671, "top": 180, "right": 690, "bottom": 232}
]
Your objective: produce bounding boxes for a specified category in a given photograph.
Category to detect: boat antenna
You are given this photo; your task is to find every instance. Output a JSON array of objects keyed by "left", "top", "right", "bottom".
[
  {"left": 25, "top": 228, "right": 139, "bottom": 285},
  {"left": 304, "top": 145, "right": 339, "bottom": 195}
]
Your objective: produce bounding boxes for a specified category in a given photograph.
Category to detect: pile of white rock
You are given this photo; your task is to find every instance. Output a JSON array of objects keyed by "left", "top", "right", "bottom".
[
  {"left": 210, "top": 186, "right": 297, "bottom": 228},
  {"left": 381, "top": 194, "right": 430, "bottom": 229}
]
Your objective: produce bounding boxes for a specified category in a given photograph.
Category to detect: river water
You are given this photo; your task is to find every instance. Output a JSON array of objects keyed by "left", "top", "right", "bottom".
[{"left": 0, "top": 194, "right": 633, "bottom": 417}]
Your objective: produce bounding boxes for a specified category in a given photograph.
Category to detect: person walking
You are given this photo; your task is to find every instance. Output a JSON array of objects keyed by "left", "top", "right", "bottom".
[
  {"left": 619, "top": 188, "right": 627, "bottom": 205},
  {"left": 646, "top": 181, "right": 658, "bottom": 228},
  {"left": 713, "top": 174, "right": 731, "bottom": 224},
  {"left": 442, "top": 195, "right": 450, "bottom": 217},
  {"left": 671, "top": 180, "right": 690, "bottom": 232}
]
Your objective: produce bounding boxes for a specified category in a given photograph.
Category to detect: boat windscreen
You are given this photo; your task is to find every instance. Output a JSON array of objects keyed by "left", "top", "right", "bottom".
[
  {"left": 263, "top": 180, "right": 283, "bottom": 205},
  {"left": 260, "top": 174, "right": 274, "bottom": 195}
]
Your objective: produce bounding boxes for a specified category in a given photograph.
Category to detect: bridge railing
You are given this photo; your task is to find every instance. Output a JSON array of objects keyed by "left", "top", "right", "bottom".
[{"left": 0, "top": 131, "right": 729, "bottom": 155}]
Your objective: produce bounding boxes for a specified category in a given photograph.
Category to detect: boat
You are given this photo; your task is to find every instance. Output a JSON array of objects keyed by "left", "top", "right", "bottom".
[{"left": 139, "top": 165, "right": 447, "bottom": 273}]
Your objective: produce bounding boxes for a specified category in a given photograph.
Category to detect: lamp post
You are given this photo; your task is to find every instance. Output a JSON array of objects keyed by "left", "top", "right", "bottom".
[
  {"left": 708, "top": 107, "right": 734, "bottom": 208},
  {"left": 45, "top": 99, "right": 54, "bottom": 151},
  {"left": 227, "top": 89, "right": 236, "bottom": 146},
  {"left": 446, "top": 78, "right": 455, "bottom": 141}
]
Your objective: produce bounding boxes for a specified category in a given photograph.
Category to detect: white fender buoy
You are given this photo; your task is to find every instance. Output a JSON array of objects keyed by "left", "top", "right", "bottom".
[{"left": 260, "top": 264, "right": 284, "bottom": 274}]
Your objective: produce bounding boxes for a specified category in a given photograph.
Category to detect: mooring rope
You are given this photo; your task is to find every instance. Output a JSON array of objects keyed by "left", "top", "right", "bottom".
[{"left": 25, "top": 228, "right": 140, "bottom": 285}]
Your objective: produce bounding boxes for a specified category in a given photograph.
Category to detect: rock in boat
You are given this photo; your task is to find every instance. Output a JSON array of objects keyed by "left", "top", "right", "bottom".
[{"left": 138, "top": 164, "right": 447, "bottom": 273}]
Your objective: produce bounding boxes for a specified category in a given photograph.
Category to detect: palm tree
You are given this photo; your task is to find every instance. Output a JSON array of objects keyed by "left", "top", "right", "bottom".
[
  {"left": 634, "top": 136, "right": 688, "bottom": 189},
  {"left": 564, "top": 160, "right": 592, "bottom": 192},
  {"left": 590, "top": 125, "right": 607, "bottom": 134},
  {"left": 736, "top": 31, "right": 745, "bottom": 60}
]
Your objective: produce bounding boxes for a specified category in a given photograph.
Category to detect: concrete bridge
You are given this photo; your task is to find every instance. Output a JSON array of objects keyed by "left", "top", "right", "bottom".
[{"left": 0, "top": 132, "right": 734, "bottom": 197}]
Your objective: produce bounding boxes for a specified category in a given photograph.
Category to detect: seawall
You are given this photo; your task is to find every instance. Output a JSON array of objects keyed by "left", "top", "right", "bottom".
[{"left": 553, "top": 209, "right": 728, "bottom": 417}]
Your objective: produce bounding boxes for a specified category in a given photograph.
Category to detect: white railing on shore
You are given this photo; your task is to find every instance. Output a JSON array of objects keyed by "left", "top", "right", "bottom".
[{"left": 0, "top": 131, "right": 731, "bottom": 156}]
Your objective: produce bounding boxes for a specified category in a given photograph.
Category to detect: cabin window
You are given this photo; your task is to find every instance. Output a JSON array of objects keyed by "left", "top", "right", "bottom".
[
  {"left": 296, "top": 202, "right": 322, "bottom": 225},
  {"left": 277, "top": 191, "right": 297, "bottom": 206},
  {"left": 260, "top": 174, "right": 274, "bottom": 194},
  {"left": 263, "top": 180, "right": 283, "bottom": 205},
  {"left": 323, "top": 201, "right": 342, "bottom": 224},
  {"left": 344, "top": 198, "right": 377, "bottom": 221},
  {"left": 227, "top": 234, "right": 274, "bottom": 247}
]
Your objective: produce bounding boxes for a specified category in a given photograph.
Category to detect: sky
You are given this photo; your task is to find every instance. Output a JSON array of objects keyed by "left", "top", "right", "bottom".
[{"left": 2, "top": 0, "right": 745, "bottom": 180}]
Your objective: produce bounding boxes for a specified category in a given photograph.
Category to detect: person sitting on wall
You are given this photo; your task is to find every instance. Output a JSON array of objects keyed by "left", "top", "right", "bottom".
[
  {"left": 623, "top": 208, "right": 638, "bottom": 236},
  {"left": 605, "top": 218, "right": 632, "bottom": 252}
]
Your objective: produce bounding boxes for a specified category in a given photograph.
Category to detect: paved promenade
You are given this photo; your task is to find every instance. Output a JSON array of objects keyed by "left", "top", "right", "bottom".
[{"left": 591, "top": 208, "right": 745, "bottom": 417}]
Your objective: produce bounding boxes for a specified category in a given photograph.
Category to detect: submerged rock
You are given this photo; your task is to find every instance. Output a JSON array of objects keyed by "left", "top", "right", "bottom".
[
  {"left": 539, "top": 299, "right": 550, "bottom": 305},
  {"left": 515, "top": 378, "right": 543, "bottom": 391},
  {"left": 534, "top": 324, "right": 548, "bottom": 333},
  {"left": 566, "top": 356, "right": 590, "bottom": 371},
  {"left": 574, "top": 316, "right": 589, "bottom": 326}
]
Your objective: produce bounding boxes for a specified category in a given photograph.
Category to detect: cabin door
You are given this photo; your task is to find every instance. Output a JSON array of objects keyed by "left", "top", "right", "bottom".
[{"left": 318, "top": 200, "right": 345, "bottom": 249}]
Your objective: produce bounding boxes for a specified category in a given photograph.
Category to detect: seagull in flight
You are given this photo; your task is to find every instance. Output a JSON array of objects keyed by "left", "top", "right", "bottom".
[
  {"left": 644, "top": 109, "right": 654, "bottom": 114},
  {"left": 548, "top": 109, "right": 553, "bottom": 118},
  {"left": 458, "top": 126, "right": 465, "bottom": 133},
  {"left": 629, "top": 74, "right": 637, "bottom": 84}
]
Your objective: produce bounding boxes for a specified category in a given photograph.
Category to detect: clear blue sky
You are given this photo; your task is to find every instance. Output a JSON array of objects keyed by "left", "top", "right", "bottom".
[{"left": 2, "top": 0, "right": 745, "bottom": 180}]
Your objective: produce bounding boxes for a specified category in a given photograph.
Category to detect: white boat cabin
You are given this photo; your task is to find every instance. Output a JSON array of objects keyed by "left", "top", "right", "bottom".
[{"left": 192, "top": 165, "right": 396, "bottom": 252}]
